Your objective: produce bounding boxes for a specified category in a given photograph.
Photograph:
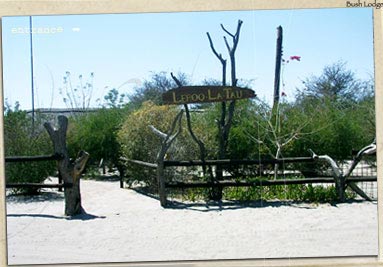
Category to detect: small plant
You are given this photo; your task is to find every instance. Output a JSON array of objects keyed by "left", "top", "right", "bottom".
[
  {"left": 222, "top": 183, "right": 350, "bottom": 203},
  {"left": 168, "top": 188, "right": 210, "bottom": 202},
  {"left": 59, "top": 72, "right": 94, "bottom": 110}
]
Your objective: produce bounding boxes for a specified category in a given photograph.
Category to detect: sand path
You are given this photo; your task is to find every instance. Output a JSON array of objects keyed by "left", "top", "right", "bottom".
[{"left": 5, "top": 179, "right": 378, "bottom": 265}]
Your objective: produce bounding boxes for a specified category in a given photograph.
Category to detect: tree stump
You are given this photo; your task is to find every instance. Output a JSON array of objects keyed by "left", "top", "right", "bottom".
[{"left": 44, "top": 116, "right": 89, "bottom": 216}]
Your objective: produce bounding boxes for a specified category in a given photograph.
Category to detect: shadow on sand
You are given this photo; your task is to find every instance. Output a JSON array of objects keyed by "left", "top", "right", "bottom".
[
  {"left": 88, "top": 173, "right": 121, "bottom": 182},
  {"left": 7, "top": 211, "right": 106, "bottom": 221},
  {"left": 166, "top": 198, "right": 372, "bottom": 212},
  {"left": 165, "top": 199, "right": 311, "bottom": 212},
  {"left": 67, "top": 211, "right": 106, "bottom": 221},
  {"left": 129, "top": 187, "right": 371, "bottom": 212},
  {"left": 6, "top": 191, "right": 65, "bottom": 204}
]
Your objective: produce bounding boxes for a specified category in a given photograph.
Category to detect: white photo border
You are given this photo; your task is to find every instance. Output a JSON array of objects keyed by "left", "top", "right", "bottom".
[{"left": 0, "top": 1, "right": 382, "bottom": 266}]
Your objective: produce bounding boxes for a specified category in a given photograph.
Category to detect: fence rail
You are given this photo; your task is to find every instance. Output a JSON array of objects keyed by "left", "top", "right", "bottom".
[
  {"left": 6, "top": 182, "right": 72, "bottom": 189},
  {"left": 5, "top": 154, "right": 63, "bottom": 163},
  {"left": 163, "top": 157, "right": 315, "bottom": 167},
  {"left": 121, "top": 158, "right": 158, "bottom": 169},
  {"left": 5, "top": 153, "right": 65, "bottom": 190},
  {"left": 165, "top": 176, "right": 377, "bottom": 189}
]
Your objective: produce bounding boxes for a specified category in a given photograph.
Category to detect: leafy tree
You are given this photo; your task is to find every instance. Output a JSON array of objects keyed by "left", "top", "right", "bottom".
[
  {"left": 297, "top": 61, "right": 364, "bottom": 102},
  {"left": 238, "top": 62, "right": 375, "bottom": 179},
  {"left": 129, "top": 72, "right": 188, "bottom": 108},
  {"left": 291, "top": 62, "right": 375, "bottom": 161}
]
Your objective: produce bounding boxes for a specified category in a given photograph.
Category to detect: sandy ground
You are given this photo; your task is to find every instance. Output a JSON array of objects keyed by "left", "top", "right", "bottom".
[{"left": 5, "top": 179, "right": 378, "bottom": 265}]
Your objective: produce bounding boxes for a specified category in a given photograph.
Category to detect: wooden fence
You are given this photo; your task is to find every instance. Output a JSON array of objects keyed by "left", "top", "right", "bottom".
[
  {"left": 5, "top": 153, "right": 68, "bottom": 190},
  {"left": 122, "top": 154, "right": 377, "bottom": 207},
  {"left": 5, "top": 115, "right": 89, "bottom": 216}
]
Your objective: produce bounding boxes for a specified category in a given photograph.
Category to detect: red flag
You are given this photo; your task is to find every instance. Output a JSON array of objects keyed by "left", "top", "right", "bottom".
[{"left": 290, "top": 55, "right": 301, "bottom": 61}]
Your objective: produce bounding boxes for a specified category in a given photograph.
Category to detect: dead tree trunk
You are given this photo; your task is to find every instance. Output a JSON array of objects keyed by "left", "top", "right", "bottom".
[
  {"left": 150, "top": 110, "right": 183, "bottom": 207},
  {"left": 273, "top": 26, "right": 283, "bottom": 109},
  {"left": 310, "top": 140, "right": 376, "bottom": 202},
  {"left": 344, "top": 140, "right": 376, "bottom": 201},
  {"left": 220, "top": 20, "right": 243, "bottom": 155},
  {"left": 272, "top": 26, "right": 283, "bottom": 179},
  {"left": 310, "top": 151, "right": 346, "bottom": 202},
  {"left": 207, "top": 20, "right": 243, "bottom": 200},
  {"left": 44, "top": 116, "right": 89, "bottom": 216}
]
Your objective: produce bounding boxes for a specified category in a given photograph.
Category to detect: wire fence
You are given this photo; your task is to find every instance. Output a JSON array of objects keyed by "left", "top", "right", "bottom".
[{"left": 340, "top": 155, "right": 377, "bottom": 200}]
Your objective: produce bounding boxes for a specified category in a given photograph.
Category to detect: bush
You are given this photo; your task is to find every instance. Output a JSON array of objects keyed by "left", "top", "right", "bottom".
[
  {"left": 117, "top": 101, "right": 200, "bottom": 189},
  {"left": 290, "top": 62, "right": 375, "bottom": 161},
  {"left": 4, "top": 107, "right": 56, "bottom": 194},
  {"left": 67, "top": 106, "right": 131, "bottom": 171}
]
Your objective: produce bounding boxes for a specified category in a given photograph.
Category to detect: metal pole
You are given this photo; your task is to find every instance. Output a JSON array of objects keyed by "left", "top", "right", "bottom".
[{"left": 29, "top": 16, "right": 35, "bottom": 134}]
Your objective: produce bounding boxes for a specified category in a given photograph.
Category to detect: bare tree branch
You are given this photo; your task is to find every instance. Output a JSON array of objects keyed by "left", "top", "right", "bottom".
[
  {"left": 170, "top": 72, "right": 182, "bottom": 87},
  {"left": 223, "top": 36, "right": 231, "bottom": 53},
  {"left": 166, "top": 110, "right": 183, "bottom": 141},
  {"left": 309, "top": 149, "right": 343, "bottom": 178},
  {"left": 232, "top": 20, "right": 243, "bottom": 52},
  {"left": 344, "top": 139, "right": 376, "bottom": 178},
  {"left": 166, "top": 110, "right": 183, "bottom": 149},
  {"left": 149, "top": 125, "right": 167, "bottom": 140},
  {"left": 206, "top": 32, "right": 226, "bottom": 64},
  {"left": 281, "top": 133, "right": 298, "bottom": 147},
  {"left": 220, "top": 23, "right": 235, "bottom": 38},
  {"left": 207, "top": 32, "right": 227, "bottom": 85},
  {"left": 221, "top": 20, "right": 243, "bottom": 57},
  {"left": 170, "top": 73, "right": 208, "bottom": 171},
  {"left": 222, "top": 20, "right": 242, "bottom": 87}
]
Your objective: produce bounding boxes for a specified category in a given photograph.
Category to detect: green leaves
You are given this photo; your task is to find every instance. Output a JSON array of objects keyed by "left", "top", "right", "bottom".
[
  {"left": 67, "top": 106, "right": 131, "bottom": 168},
  {"left": 291, "top": 62, "right": 375, "bottom": 161}
]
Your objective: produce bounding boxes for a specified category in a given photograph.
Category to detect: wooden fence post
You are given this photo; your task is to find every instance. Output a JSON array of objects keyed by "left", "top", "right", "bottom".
[
  {"left": 58, "top": 171, "right": 63, "bottom": 192},
  {"left": 44, "top": 116, "right": 89, "bottom": 216},
  {"left": 157, "top": 160, "right": 167, "bottom": 207}
]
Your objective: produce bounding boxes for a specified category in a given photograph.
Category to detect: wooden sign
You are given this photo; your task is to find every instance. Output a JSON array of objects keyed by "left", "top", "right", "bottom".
[{"left": 162, "top": 86, "right": 256, "bottom": 105}]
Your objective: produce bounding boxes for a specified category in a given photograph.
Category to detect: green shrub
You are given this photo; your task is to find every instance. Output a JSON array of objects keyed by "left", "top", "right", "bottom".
[
  {"left": 117, "top": 101, "right": 201, "bottom": 190},
  {"left": 67, "top": 107, "right": 131, "bottom": 171},
  {"left": 167, "top": 182, "right": 356, "bottom": 204},
  {"left": 4, "top": 108, "right": 56, "bottom": 194}
]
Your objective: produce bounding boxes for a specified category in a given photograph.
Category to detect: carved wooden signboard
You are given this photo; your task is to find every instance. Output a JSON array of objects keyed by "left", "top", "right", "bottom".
[{"left": 162, "top": 86, "right": 256, "bottom": 105}]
